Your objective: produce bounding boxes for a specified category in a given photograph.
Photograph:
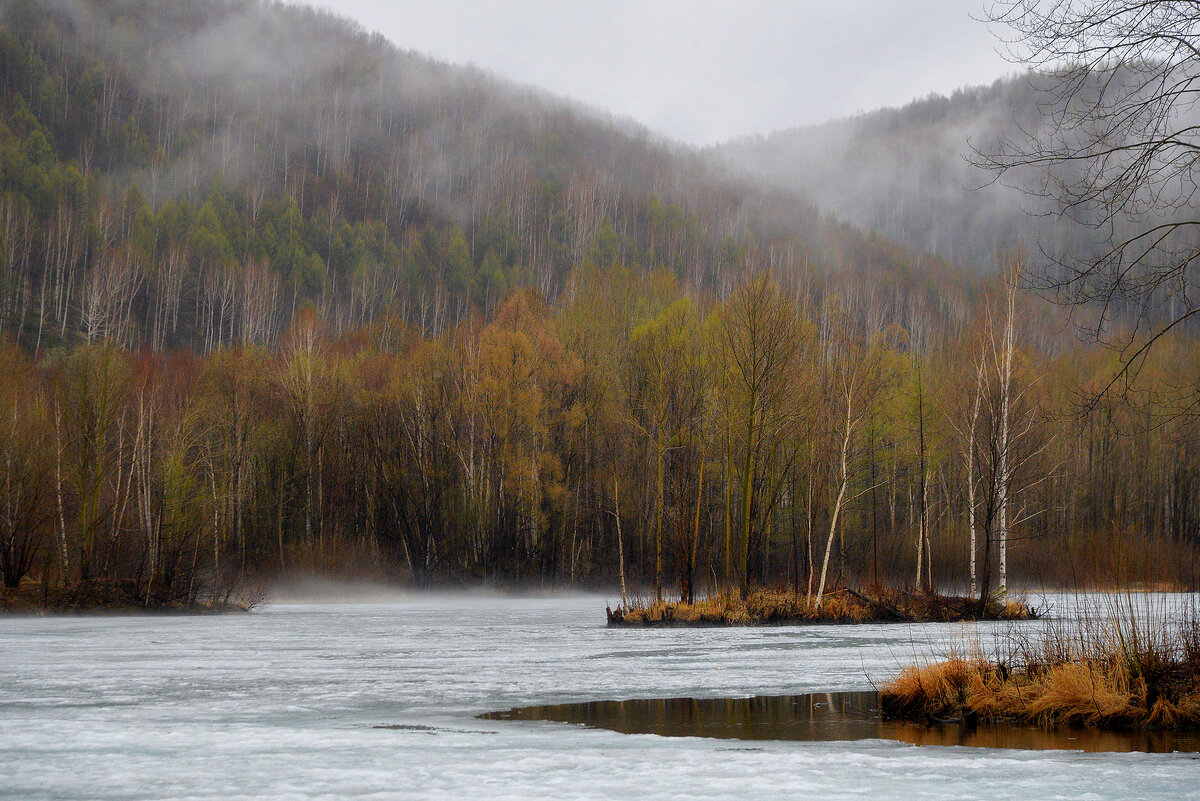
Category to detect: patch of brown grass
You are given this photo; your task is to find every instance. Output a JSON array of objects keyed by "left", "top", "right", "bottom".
[
  {"left": 882, "top": 657, "right": 991, "bottom": 719},
  {"left": 881, "top": 601, "right": 1200, "bottom": 731},
  {"left": 811, "top": 591, "right": 873, "bottom": 622},
  {"left": 1024, "top": 661, "right": 1135, "bottom": 725},
  {"left": 617, "top": 593, "right": 752, "bottom": 625},
  {"left": 672, "top": 593, "right": 751, "bottom": 624},
  {"left": 1000, "top": 600, "right": 1032, "bottom": 619}
]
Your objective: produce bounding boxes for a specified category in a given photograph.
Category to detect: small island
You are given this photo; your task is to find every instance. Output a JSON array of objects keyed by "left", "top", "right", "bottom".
[{"left": 606, "top": 587, "right": 1038, "bottom": 626}]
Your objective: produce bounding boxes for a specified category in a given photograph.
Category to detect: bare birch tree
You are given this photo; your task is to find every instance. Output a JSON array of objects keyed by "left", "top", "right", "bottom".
[{"left": 814, "top": 297, "right": 896, "bottom": 607}]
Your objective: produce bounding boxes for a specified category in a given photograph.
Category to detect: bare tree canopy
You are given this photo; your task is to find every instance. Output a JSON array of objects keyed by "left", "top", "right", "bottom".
[{"left": 980, "top": 0, "right": 1200, "bottom": 400}]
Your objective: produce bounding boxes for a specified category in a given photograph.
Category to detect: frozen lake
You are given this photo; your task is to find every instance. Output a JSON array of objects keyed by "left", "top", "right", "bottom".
[{"left": 2, "top": 593, "right": 1198, "bottom": 800}]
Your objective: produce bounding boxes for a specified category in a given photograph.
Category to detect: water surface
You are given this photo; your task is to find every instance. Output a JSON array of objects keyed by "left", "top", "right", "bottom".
[{"left": 485, "top": 690, "right": 1200, "bottom": 753}]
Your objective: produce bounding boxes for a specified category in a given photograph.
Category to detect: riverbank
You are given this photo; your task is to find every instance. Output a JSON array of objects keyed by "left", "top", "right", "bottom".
[
  {"left": 0, "top": 578, "right": 255, "bottom": 614},
  {"left": 880, "top": 608, "right": 1200, "bottom": 730},
  {"left": 606, "top": 587, "right": 1038, "bottom": 626}
]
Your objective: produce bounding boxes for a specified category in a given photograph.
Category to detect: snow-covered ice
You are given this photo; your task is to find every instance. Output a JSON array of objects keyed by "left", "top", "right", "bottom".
[{"left": 1, "top": 593, "right": 1197, "bottom": 800}]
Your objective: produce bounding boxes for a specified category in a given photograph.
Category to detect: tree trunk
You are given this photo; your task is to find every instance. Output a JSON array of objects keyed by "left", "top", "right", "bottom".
[
  {"left": 967, "top": 359, "right": 983, "bottom": 597},
  {"left": 613, "top": 472, "right": 626, "bottom": 609},
  {"left": 688, "top": 442, "right": 707, "bottom": 605},
  {"left": 996, "top": 274, "right": 1016, "bottom": 594},
  {"left": 816, "top": 390, "right": 853, "bottom": 606},
  {"left": 654, "top": 443, "right": 664, "bottom": 601}
]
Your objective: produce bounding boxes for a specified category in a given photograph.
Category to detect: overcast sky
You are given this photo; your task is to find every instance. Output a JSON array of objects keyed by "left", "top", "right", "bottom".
[{"left": 297, "top": 0, "right": 1014, "bottom": 146}]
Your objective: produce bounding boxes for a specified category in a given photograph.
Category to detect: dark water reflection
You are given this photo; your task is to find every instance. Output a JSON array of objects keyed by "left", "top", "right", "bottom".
[{"left": 481, "top": 692, "right": 1200, "bottom": 753}]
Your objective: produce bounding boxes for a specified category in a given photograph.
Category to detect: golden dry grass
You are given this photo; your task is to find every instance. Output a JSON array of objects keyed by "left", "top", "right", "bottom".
[
  {"left": 880, "top": 608, "right": 1200, "bottom": 730},
  {"left": 620, "top": 593, "right": 753, "bottom": 624}
]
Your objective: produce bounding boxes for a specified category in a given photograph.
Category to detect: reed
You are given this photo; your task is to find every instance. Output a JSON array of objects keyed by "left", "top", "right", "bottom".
[{"left": 880, "top": 595, "right": 1200, "bottom": 729}]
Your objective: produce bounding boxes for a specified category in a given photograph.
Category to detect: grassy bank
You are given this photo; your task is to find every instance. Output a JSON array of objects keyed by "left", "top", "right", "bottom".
[
  {"left": 607, "top": 587, "right": 1037, "bottom": 626},
  {"left": 0, "top": 577, "right": 258, "bottom": 614},
  {"left": 881, "top": 601, "right": 1200, "bottom": 729}
]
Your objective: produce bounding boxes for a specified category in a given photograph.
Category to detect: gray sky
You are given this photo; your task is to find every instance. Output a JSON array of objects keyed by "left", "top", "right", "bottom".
[{"left": 298, "top": 0, "right": 1012, "bottom": 146}]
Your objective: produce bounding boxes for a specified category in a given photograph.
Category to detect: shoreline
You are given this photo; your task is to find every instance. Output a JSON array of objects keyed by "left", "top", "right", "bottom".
[{"left": 0, "top": 578, "right": 254, "bottom": 616}]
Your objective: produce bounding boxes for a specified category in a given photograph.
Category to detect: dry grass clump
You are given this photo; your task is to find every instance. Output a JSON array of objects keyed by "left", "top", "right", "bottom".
[
  {"left": 881, "top": 600, "right": 1200, "bottom": 730},
  {"left": 877, "top": 588, "right": 1036, "bottom": 623},
  {"left": 1001, "top": 600, "right": 1032, "bottom": 619},
  {"left": 629, "top": 593, "right": 753, "bottom": 624},
  {"left": 803, "top": 590, "right": 874, "bottom": 622},
  {"left": 617, "top": 592, "right": 753, "bottom": 624},
  {"left": 611, "top": 589, "right": 874, "bottom": 625},
  {"left": 883, "top": 657, "right": 992, "bottom": 716}
]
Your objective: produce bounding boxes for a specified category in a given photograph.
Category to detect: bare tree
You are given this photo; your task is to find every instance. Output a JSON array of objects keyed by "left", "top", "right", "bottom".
[
  {"left": 80, "top": 252, "right": 144, "bottom": 348},
  {"left": 966, "top": 260, "right": 1057, "bottom": 601},
  {"left": 0, "top": 350, "right": 50, "bottom": 588},
  {"left": 0, "top": 195, "right": 34, "bottom": 338},
  {"left": 980, "top": 1, "right": 1200, "bottom": 403},
  {"left": 149, "top": 245, "right": 187, "bottom": 352},
  {"left": 952, "top": 355, "right": 987, "bottom": 598},
  {"left": 718, "top": 273, "right": 801, "bottom": 595},
  {"left": 813, "top": 296, "right": 896, "bottom": 607}
]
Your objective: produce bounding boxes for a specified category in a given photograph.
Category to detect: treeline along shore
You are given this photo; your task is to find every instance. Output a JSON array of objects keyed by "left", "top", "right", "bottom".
[
  {"left": 0, "top": 1, "right": 1198, "bottom": 611},
  {"left": 1, "top": 266, "right": 1197, "bottom": 610}
]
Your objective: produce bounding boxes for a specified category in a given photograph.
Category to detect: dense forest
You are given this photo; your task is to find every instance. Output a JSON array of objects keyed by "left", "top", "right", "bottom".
[{"left": 0, "top": 0, "right": 1197, "bottom": 605}]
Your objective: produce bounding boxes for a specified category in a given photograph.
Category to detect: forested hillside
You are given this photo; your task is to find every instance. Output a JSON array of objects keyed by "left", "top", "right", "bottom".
[
  {"left": 1, "top": 0, "right": 948, "bottom": 352},
  {"left": 715, "top": 78, "right": 1092, "bottom": 274},
  {"left": 0, "top": 0, "right": 1196, "bottom": 606},
  {"left": 716, "top": 74, "right": 1200, "bottom": 344}
]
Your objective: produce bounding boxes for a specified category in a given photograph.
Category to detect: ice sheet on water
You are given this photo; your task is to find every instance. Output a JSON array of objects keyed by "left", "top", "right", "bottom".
[{"left": 1, "top": 592, "right": 1198, "bottom": 800}]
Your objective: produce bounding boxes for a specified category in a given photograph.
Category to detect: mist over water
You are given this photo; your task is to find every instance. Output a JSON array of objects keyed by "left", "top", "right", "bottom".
[
  {"left": 2, "top": 594, "right": 1198, "bottom": 800},
  {"left": 266, "top": 576, "right": 605, "bottom": 604}
]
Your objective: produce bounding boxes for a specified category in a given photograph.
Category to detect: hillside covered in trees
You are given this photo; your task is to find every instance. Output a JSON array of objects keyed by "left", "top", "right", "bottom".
[
  {"left": 1, "top": 0, "right": 938, "bottom": 351},
  {"left": 714, "top": 75, "right": 1197, "bottom": 288},
  {"left": 714, "top": 79, "right": 1046, "bottom": 273},
  {"left": 0, "top": 0, "right": 1197, "bottom": 607}
]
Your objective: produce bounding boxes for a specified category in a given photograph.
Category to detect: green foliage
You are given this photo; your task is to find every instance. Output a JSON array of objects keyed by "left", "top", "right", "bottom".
[{"left": 589, "top": 222, "right": 621, "bottom": 267}]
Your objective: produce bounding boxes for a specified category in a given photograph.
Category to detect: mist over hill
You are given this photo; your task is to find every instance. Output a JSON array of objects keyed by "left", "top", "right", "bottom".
[
  {"left": 0, "top": 0, "right": 970, "bottom": 353},
  {"left": 713, "top": 77, "right": 1080, "bottom": 274}
]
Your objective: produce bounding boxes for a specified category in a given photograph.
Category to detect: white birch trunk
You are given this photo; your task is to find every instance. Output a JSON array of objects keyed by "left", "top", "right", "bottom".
[
  {"left": 816, "top": 387, "right": 853, "bottom": 607},
  {"left": 967, "top": 359, "right": 983, "bottom": 597},
  {"left": 996, "top": 275, "right": 1017, "bottom": 595}
]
